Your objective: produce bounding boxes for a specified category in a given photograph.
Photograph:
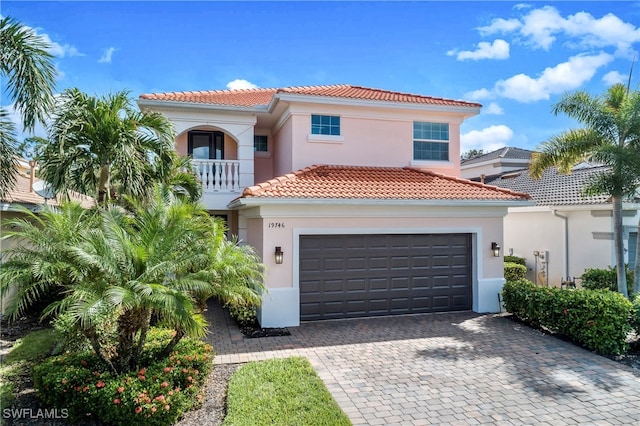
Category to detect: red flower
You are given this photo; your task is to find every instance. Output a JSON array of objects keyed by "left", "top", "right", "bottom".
[
  {"left": 163, "top": 367, "right": 172, "bottom": 373},
  {"left": 187, "top": 376, "right": 193, "bottom": 383},
  {"left": 139, "top": 376, "right": 146, "bottom": 381},
  {"left": 154, "top": 395, "right": 165, "bottom": 402},
  {"left": 113, "top": 399, "right": 120, "bottom": 404},
  {"left": 117, "top": 386, "right": 124, "bottom": 393},
  {"left": 135, "top": 406, "right": 142, "bottom": 414},
  {"left": 151, "top": 406, "right": 157, "bottom": 413},
  {"left": 164, "top": 405, "right": 170, "bottom": 411},
  {"left": 138, "top": 368, "right": 147, "bottom": 376},
  {"left": 80, "top": 360, "right": 87, "bottom": 366},
  {"left": 161, "top": 381, "right": 168, "bottom": 388},
  {"left": 194, "top": 369, "right": 199, "bottom": 376},
  {"left": 182, "top": 368, "right": 188, "bottom": 373},
  {"left": 96, "top": 381, "right": 105, "bottom": 388},
  {"left": 563, "top": 309, "right": 568, "bottom": 315}
]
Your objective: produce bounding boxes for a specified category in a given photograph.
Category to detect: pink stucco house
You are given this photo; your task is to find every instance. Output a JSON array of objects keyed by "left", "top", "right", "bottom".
[{"left": 138, "top": 84, "right": 531, "bottom": 327}]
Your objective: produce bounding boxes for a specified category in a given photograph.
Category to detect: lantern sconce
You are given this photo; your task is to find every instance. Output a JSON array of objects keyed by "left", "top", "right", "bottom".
[
  {"left": 275, "top": 246, "right": 284, "bottom": 264},
  {"left": 491, "top": 242, "right": 501, "bottom": 257}
]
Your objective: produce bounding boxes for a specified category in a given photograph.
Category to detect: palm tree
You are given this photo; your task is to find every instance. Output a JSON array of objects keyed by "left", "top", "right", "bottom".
[
  {"left": 530, "top": 83, "right": 640, "bottom": 298},
  {"left": 0, "top": 16, "right": 56, "bottom": 197},
  {"left": 39, "top": 88, "right": 177, "bottom": 204},
  {"left": 0, "top": 188, "right": 264, "bottom": 374}
]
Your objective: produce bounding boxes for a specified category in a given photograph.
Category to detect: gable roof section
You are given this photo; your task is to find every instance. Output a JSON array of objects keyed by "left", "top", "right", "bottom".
[
  {"left": 461, "top": 147, "right": 534, "bottom": 166},
  {"left": 139, "top": 84, "right": 481, "bottom": 109},
  {"left": 1, "top": 173, "right": 95, "bottom": 210},
  {"left": 239, "top": 165, "right": 529, "bottom": 202},
  {"left": 483, "top": 165, "right": 612, "bottom": 206}
]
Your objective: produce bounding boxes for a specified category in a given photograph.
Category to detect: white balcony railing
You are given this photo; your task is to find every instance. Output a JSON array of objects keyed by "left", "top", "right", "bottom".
[{"left": 192, "top": 160, "right": 241, "bottom": 193}]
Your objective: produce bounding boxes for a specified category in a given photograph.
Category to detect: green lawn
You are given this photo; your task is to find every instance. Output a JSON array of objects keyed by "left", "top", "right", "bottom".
[
  {"left": 223, "top": 356, "right": 351, "bottom": 426},
  {"left": 0, "top": 328, "right": 58, "bottom": 410}
]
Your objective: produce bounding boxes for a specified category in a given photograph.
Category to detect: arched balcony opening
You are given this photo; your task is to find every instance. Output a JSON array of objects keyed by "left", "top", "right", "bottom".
[{"left": 177, "top": 127, "right": 241, "bottom": 193}]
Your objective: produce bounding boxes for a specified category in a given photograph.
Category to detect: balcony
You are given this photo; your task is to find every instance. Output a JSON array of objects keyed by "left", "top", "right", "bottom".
[
  {"left": 193, "top": 159, "right": 241, "bottom": 193},
  {"left": 192, "top": 159, "right": 250, "bottom": 211}
]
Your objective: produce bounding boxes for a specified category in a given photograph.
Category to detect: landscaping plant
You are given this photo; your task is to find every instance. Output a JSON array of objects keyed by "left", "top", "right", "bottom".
[
  {"left": 502, "top": 279, "right": 633, "bottom": 355},
  {"left": 32, "top": 328, "right": 214, "bottom": 426},
  {"left": 0, "top": 187, "right": 264, "bottom": 375}
]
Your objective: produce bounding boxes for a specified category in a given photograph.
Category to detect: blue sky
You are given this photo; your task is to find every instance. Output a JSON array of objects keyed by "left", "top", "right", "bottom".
[{"left": 4, "top": 1, "right": 640, "bottom": 154}]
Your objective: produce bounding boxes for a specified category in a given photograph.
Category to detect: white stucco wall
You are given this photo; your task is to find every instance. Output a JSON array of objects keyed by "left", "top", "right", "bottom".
[{"left": 504, "top": 205, "right": 640, "bottom": 287}]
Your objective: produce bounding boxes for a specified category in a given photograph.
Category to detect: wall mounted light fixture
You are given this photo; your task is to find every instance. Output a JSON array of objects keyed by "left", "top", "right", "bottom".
[
  {"left": 275, "top": 246, "right": 284, "bottom": 264},
  {"left": 491, "top": 242, "right": 501, "bottom": 257}
]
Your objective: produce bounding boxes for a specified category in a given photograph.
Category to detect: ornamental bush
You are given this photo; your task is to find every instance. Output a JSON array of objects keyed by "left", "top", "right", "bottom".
[
  {"left": 504, "top": 262, "right": 527, "bottom": 283},
  {"left": 502, "top": 280, "right": 633, "bottom": 355},
  {"left": 32, "top": 328, "right": 214, "bottom": 426},
  {"left": 581, "top": 266, "right": 633, "bottom": 295},
  {"left": 504, "top": 255, "right": 526, "bottom": 266},
  {"left": 227, "top": 302, "right": 258, "bottom": 327}
]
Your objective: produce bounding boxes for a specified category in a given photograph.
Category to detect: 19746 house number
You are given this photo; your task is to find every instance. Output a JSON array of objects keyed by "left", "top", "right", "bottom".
[{"left": 268, "top": 222, "right": 285, "bottom": 228}]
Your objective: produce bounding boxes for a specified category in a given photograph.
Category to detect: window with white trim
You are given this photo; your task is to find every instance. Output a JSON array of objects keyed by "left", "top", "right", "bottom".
[
  {"left": 311, "top": 115, "right": 340, "bottom": 136},
  {"left": 413, "top": 122, "right": 449, "bottom": 161}
]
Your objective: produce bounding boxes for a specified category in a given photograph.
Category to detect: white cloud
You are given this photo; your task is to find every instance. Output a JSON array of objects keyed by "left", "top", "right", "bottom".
[
  {"left": 449, "top": 39, "right": 510, "bottom": 61},
  {"left": 226, "top": 79, "right": 258, "bottom": 90},
  {"left": 30, "top": 28, "right": 83, "bottom": 58},
  {"left": 493, "top": 53, "right": 613, "bottom": 102},
  {"left": 483, "top": 102, "right": 504, "bottom": 115},
  {"left": 478, "top": 18, "right": 521, "bottom": 36},
  {"left": 98, "top": 47, "right": 116, "bottom": 64},
  {"left": 478, "top": 6, "right": 640, "bottom": 55},
  {"left": 602, "top": 71, "right": 627, "bottom": 86},
  {"left": 464, "top": 88, "right": 493, "bottom": 101},
  {"left": 461, "top": 125, "right": 514, "bottom": 153}
]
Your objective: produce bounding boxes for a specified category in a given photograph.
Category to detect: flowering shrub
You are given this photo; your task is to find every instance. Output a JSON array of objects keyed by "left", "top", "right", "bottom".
[
  {"left": 32, "top": 328, "right": 214, "bottom": 426},
  {"left": 502, "top": 279, "right": 633, "bottom": 355}
]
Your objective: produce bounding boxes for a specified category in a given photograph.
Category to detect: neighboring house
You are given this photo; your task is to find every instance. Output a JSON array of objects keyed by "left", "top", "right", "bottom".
[
  {"left": 0, "top": 161, "right": 94, "bottom": 313},
  {"left": 138, "top": 84, "right": 531, "bottom": 327},
  {"left": 474, "top": 154, "right": 640, "bottom": 287},
  {"left": 461, "top": 146, "right": 534, "bottom": 180}
]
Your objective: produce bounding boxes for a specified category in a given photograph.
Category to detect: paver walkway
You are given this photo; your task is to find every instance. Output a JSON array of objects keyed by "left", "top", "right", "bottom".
[{"left": 204, "top": 301, "right": 640, "bottom": 425}]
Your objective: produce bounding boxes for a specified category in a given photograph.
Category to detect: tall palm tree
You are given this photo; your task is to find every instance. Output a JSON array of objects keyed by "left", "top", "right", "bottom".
[
  {"left": 0, "top": 16, "right": 56, "bottom": 197},
  {"left": 40, "top": 88, "right": 177, "bottom": 204},
  {"left": 530, "top": 83, "right": 640, "bottom": 298}
]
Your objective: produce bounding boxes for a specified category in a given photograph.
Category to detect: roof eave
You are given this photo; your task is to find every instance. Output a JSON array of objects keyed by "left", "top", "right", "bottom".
[
  {"left": 273, "top": 93, "right": 481, "bottom": 117},
  {"left": 228, "top": 197, "right": 533, "bottom": 209},
  {"left": 137, "top": 98, "right": 268, "bottom": 114}
]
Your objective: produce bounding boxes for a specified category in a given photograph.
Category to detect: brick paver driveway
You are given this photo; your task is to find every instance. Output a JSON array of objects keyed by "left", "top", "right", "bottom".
[{"left": 204, "top": 301, "right": 640, "bottom": 425}]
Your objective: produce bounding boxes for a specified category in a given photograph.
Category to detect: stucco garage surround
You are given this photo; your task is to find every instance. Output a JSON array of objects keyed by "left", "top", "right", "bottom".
[{"left": 238, "top": 203, "right": 509, "bottom": 327}]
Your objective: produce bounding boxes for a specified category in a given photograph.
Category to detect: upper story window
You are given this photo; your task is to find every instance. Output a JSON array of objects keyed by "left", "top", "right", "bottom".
[
  {"left": 254, "top": 135, "right": 268, "bottom": 152},
  {"left": 311, "top": 115, "right": 340, "bottom": 136},
  {"left": 188, "top": 131, "right": 224, "bottom": 160},
  {"left": 413, "top": 122, "right": 449, "bottom": 161}
]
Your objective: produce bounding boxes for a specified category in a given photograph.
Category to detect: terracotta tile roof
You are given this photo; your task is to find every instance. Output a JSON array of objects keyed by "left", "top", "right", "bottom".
[
  {"left": 140, "top": 84, "right": 481, "bottom": 109},
  {"left": 241, "top": 165, "right": 530, "bottom": 201},
  {"left": 2, "top": 173, "right": 95, "bottom": 209}
]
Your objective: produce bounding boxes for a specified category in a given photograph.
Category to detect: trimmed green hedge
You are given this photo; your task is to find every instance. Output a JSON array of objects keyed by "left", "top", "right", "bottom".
[
  {"left": 581, "top": 266, "right": 633, "bottom": 296},
  {"left": 504, "top": 255, "right": 526, "bottom": 266},
  {"left": 504, "top": 262, "right": 527, "bottom": 282},
  {"left": 502, "top": 279, "right": 633, "bottom": 355}
]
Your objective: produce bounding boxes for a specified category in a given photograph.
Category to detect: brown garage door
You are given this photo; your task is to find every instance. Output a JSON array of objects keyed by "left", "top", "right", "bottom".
[{"left": 299, "top": 234, "right": 472, "bottom": 321}]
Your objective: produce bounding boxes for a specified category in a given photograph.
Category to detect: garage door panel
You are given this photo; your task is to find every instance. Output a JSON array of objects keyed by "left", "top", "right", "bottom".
[{"left": 300, "top": 234, "right": 471, "bottom": 321}]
